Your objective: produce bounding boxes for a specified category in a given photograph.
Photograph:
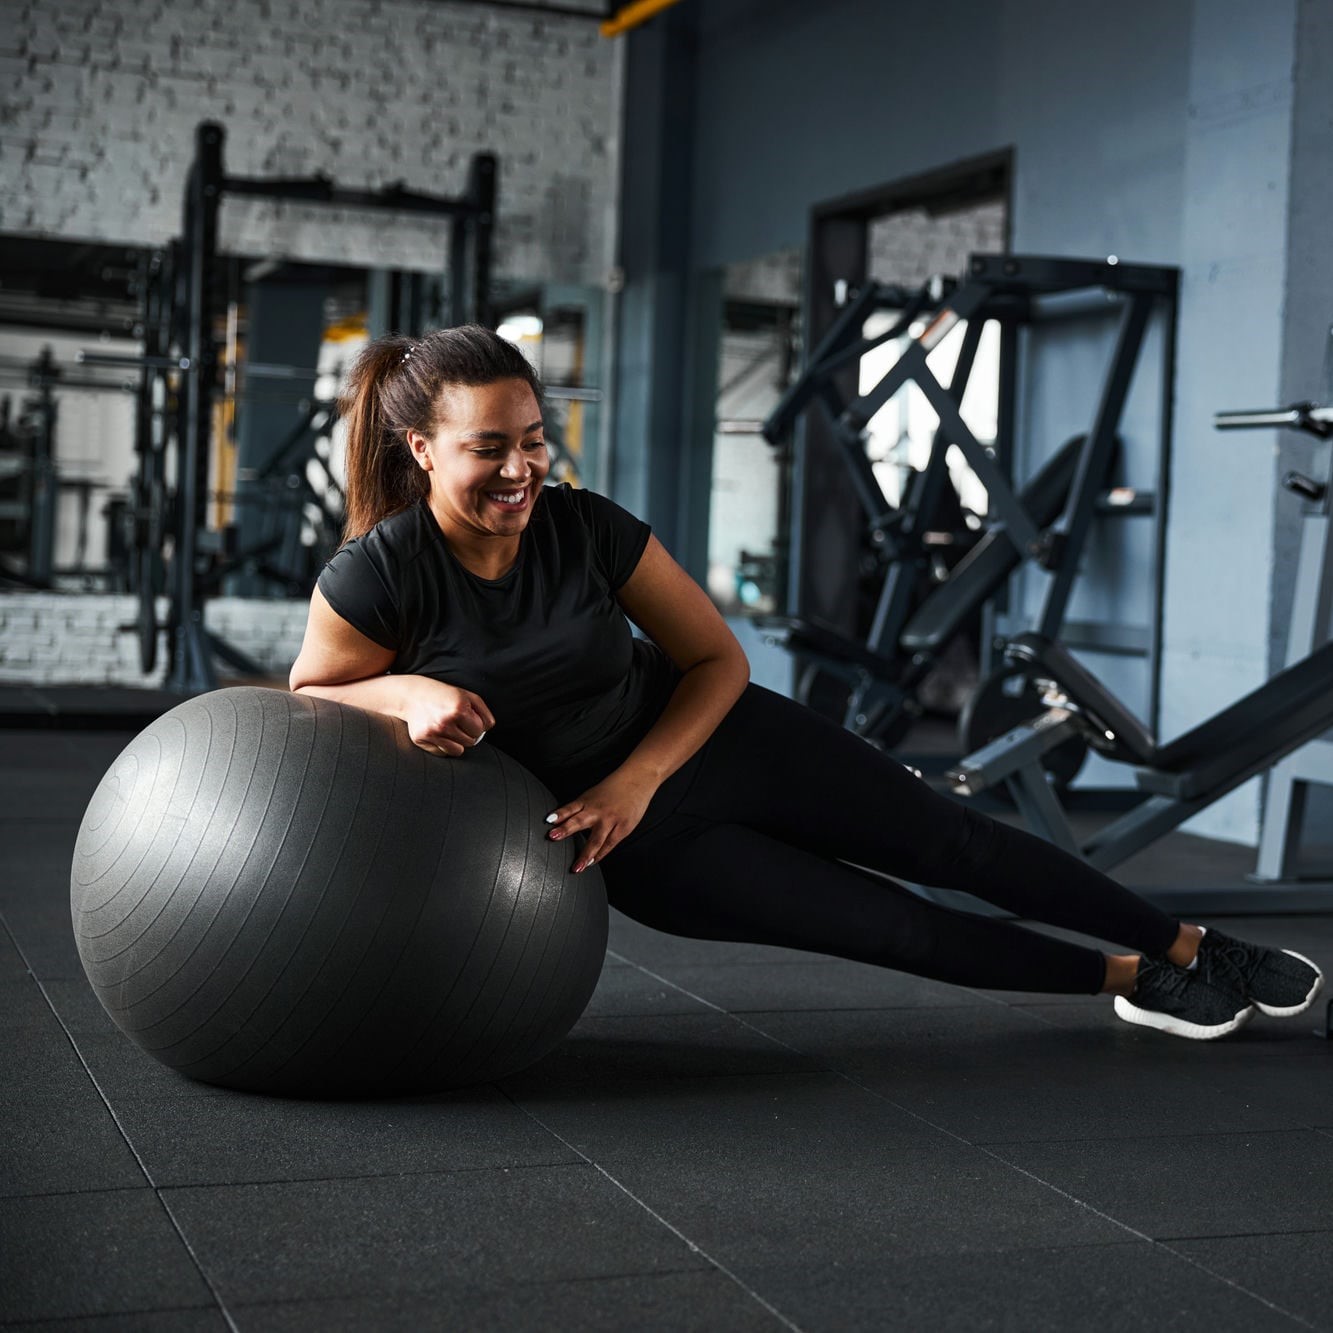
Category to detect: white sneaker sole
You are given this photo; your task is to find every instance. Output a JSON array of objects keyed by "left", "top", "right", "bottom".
[
  {"left": 1253, "top": 950, "right": 1325, "bottom": 1017},
  {"left": 1113, "top": 994, "right": 1254, "bottom": 1040}
]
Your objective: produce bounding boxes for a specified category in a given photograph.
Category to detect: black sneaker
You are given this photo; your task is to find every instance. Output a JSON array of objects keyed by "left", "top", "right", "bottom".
[
  {"left": 1195, "top": 928, "right": 1325, "bottom": 1018},
  {"left": 1113, "top": 955, "right": 1253, "bottom": 1040}
]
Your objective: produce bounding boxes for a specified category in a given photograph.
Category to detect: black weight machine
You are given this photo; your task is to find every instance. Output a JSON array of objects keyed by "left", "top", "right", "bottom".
[
  {"left": 83, "top": 120, "right": 498, "bottom": 693},
  {"left": 950, "top": 402, "right": 1333, "bottom": 916},
  {"left": 762, "top": 254, "right": 1178, "bottom": 751}
]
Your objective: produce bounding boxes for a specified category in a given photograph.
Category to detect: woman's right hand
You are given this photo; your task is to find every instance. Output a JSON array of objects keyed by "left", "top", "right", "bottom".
[{"left": 400, "top": 676, "right": 496, "bottom": 757}]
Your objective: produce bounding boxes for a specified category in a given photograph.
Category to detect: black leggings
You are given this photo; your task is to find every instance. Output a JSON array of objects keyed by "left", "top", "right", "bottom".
[{"left": 601, "top": 684, "right": 1180, "bottom": 995}]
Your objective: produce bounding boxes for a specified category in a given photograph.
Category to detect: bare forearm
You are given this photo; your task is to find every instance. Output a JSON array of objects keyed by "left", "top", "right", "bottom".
[
  {"left": 292, "top": 673, "right": 413, "bottom": 719},
  {"left": 618, "top": 653, "right": 749, "bottom": 787}
]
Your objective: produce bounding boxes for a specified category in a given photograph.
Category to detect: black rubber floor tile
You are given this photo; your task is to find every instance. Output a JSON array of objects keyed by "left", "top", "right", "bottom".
[
  {"left": 510, "top": 1071, "right": 945, "bottom": 1165},
  {"left": 0, "top": 976, "right": 55, "bottom": 1029},
  {"left": 0, "top": 883, "right": 78, "bottom": 937},
  {"left": 991, "top": 1129, "right": 1333, "bottom": 1239},
  {"left": 0, "top": 922, "right": 29, "bottom": 978},
  {"left": 0, "top": 886, "right": 85, "bottom": 981},
  {"left": 501, "top": 1011, "right": 823, "bottom": 1091},
  {"left": 2, "top": 1310, "right": 229, "bottom": 1332},
  {"left": 732, "top": 1002, "right": 1069, "bottom": 1078},
  {"left": 39, "top": 975, "right": 119, "bottom": 1037},
  {"left": 1164, "top": 1051, "right": 1333, "bottom": 1131},
  {"left": 582, "top": 962, "right": 717, "bottom": 1018},
  {"left": 853, "top": 1054, "right": 1305, "bottom": 1145},
  {"left": 162, "top": 1166, "right": 710, "bottom": 1306},
  {"left": 740, "top": 1241, "right": 1302, "bottom": 1332},
  {"left": 231, "top": 1270, "right": 778, "bottom": 1332},
  {"left": 606, "top": 909, "right": 816, "bottom": 968},
  {"left": 1169, "top": 1230, "right": 1333, "bottom": 1330},
  {"left": 0, "top": 1005, "right": 99, "bottom": 1101},
  {"left": 660, "top": 959, "right": 977, "bottom": 1012},
  {"left": 597, "top": 1145, "right": 1128, "bottom": 1265},
  {"left": 72, "top": 1034, "right": 234, "bottom": 1101},
  {"left": 1, "top": 1084, "right": 145, "bottom": 1198},
  {"left": 112, "top": 1087, "right": 580, "bottom": 1188},
  {"left": 9, "top": 932, "right": 87, "bottom": 981},
  {"left": 0, "top": 735, "right": 122, "bottom": 822},
  {"left": 0, "top": 1190, "right": 213, "bottom": 1323}
]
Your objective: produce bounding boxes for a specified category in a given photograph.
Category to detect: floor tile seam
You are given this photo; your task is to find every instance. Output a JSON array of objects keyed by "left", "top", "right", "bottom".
[
  {"left": 1158, "top": 1225, "right": 1333, "bottom": 1242},
  {"left": 18, "top": 965, "right": 241, "bottom": 1333},
  {"left": 968, "top": 1143, "right": 1318, "bottom": 1330},
  {"left": 0, "top": 1302, "right": 226, "bottom": 1327},
  {"left": 221, "top": 1264, "right": 726, "bottom": 1312},
  {"left": 148, "top": 1157, "right": 597, "bottom": 1193},
  {"left": 1147, "top": 1241, "right": 1321, "bottom": 1330},
  {"left": 0, "top": 1182, "right": 160, "bottom": 1205},
  {"left": 696, "top": 1009, "right": 1319, "bottom": 1328},
  {"left": 605, "top": 950, "right": 826, "bottom": 969},
  {"left": 966, "top": 990, "right": 1074, "bottom": 1026},
  {"left": 987, "top": 1124, "right": 1333, "bottom": 1151},
  {"left": 501, "top": 1090, "right": 806, "bottom": 1333},
  {"left": 971, "top": 1125, "right": 1315, "bottom": 1149}
]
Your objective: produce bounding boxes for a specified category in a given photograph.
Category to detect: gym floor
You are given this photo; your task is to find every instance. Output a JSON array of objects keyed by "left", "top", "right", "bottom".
[{"left": 3, "top": 722, "right": 1332, "bottom": 1331}]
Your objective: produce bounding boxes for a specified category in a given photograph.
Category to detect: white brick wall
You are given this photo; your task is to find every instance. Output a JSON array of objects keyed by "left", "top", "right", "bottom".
[
  {"left": 0, "top": 593, "right": 308, "bottom": 685},
  {"left": 868, "top": 200, "right": 1008, "bottom": 288},
  {"left": 1, "top": 0, "right": 622, "bottom": 285}
]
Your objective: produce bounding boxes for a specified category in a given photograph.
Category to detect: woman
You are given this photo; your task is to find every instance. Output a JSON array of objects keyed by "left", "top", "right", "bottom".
[{"left": 290, "top": 325, "right": 1323, "bottom": 1042}]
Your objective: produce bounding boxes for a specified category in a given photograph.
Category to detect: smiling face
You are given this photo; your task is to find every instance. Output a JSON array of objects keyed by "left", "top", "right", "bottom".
[{"left": 406, "top": 378, "right": 549, "bottom": 560}]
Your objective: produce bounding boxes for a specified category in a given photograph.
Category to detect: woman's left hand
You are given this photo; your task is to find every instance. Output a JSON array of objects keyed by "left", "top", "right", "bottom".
[{"left": 545, "top": 767, "right": 658, "bottom": 872}]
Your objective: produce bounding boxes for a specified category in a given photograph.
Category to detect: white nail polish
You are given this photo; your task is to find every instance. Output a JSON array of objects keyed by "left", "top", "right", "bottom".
[{"left": 545, "top": 813, "right": 559, "bottom": 824}]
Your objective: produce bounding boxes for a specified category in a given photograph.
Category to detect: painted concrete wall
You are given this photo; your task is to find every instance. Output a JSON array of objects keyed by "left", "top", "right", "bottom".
[
  {"left": 0, "top": 0, "right": 621, "bottom": 284},
  {"left": 626, "top": 0, "right": 1320, "bottom": 845}
]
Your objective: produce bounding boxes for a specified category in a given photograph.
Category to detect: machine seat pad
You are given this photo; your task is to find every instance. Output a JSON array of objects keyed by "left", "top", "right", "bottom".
[{"left": 1005, "top": 632, "right": 1157, "bottom": 765}]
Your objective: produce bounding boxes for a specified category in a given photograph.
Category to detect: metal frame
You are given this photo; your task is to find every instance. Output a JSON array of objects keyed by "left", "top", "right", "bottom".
[
  {"left": 1243, "top": 406, "right": 1333, "bottom": 886},
  {"left": 83, "top": 121, "right": 499, "bottom": 694},
  {"left": 766, "top": 251, "right": 1179, "bottom": 744},
  {"left": 950, "top": 405, "right": 1333, "bottom": 910}
]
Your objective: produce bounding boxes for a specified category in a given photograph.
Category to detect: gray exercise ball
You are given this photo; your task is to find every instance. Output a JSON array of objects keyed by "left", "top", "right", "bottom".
[{"left": 69, "top": 687, "right": 607, "bottom": 1096}]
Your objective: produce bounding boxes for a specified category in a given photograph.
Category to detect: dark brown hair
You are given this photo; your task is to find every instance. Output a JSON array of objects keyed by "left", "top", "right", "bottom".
[{"left": 338, "top": 324, "right": 545, "bottom": 541}]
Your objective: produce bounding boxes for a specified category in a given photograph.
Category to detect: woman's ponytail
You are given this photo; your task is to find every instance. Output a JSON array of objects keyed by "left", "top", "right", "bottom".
[{"left": 339, "top": 338, "right": 427, "bottom": 542}]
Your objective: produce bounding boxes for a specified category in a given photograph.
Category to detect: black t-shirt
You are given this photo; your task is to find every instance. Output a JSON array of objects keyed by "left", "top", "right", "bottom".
[{"left": 317, "top": 484, "right": 680, "bottom": 799}]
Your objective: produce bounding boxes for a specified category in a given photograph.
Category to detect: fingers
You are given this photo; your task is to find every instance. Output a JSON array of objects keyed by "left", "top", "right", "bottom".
[
  {"left": 545, "top": 803, "right": 620, "bottom": 873},
  {"left": 417, "top": 738, "right": 464, "bottom": 757},
  {"left": 465, "top": 694, "right": 497, "bottom": 733}
]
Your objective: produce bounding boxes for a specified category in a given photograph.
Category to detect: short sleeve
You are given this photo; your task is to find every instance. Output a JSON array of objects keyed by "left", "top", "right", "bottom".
[
  {"left": 317, "top": 533, "right": 402, "bottom": 650},
  {"left": 571, "top": 488, "right": 652, "bottom": 590}
]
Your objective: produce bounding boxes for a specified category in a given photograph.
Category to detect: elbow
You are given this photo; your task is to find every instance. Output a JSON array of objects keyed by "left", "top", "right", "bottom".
[
  {"left": 288, "top": 656, "right": 317, "bottom": 694},
  {"left": 700, "top": 641, "right": 750, "bottom": 694}
]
